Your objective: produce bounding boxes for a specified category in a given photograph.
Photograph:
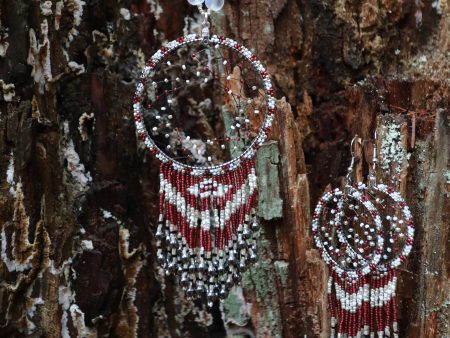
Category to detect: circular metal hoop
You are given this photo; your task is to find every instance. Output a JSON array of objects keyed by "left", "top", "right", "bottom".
[
  {"left": 312, "top": 187, "right": 384, "bottom": 279},
  {"left": 133, "top": 34, "right": 276, "bottom": 175}
]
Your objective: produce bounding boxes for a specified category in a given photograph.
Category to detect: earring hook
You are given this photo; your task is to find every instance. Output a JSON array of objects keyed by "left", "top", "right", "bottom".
[
  {"left": 345, "top": 135, "right": 359, "bottom": 188},
  {"left": 368, "top": 129, "right": 378, "bottom": 187}
]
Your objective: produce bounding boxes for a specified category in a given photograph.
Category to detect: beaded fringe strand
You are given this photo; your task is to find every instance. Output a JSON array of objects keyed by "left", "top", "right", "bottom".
[
  {"left": 155, "top": 158, "right": 260, "bottom": 306},
  {"left": 328, "top": 270, "right": 399, "bottom": 338}
]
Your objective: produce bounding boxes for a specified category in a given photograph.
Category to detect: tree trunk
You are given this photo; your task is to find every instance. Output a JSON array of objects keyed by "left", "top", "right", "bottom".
[{"left": 0, "top": 1, "right": 448, "bottom": 337}]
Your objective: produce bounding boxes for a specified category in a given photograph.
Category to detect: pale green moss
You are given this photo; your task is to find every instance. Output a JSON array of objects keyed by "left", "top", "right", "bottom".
[
  {"left": 222, "top": 110, "right": 245, "bottom": 158},
  {"left": 274, "top": 260, "right": 289, "bottom": 289},
  {"left": 256, "top": 142, "right": 283, "bottom": 220},
  {"left": 222, "top": 288, "right": 250, "bottom": 327},
  {"left": 240, "top": 229, "right": 283, "bottom": 338},
  {"left": 264, "top": 23, "right": 272, "bottom": 34}
]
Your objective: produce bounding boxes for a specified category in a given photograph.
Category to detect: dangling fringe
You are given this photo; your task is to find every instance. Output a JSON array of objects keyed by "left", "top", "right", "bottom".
[
  {"left": 155, "top": 158, "right": 259, "bottom": 305},
  {"left": 328, "top": 269, "right": 398, "bottom": 337},
  {"left": 330, "top": 271, "right": 368, "bottom": 338},
  {"left": 369, "top": 269, "right": 397, "bottom": 338}
]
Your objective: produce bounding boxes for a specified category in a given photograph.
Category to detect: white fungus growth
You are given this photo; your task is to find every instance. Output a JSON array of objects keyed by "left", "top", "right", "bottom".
[
  {"left": 69, "top": 303, "right": 96, "bottom": 337},
  {"left": 40, "top": 1, "right": 53, "bottom": 16},
  {"left": 182, "top": 8, "right": 203, "bottom": 37},
  {"left": 68, "top": 61, "right": 86, "bottom": 75},
  {"left": 66, "top": 0, "right": 86, "bottom": 42},
  {"left": 55, "top": 1, "right": 64, "bottom": 30},
  {"left": 0, "top": 80, "right": 16, "bottom": 102},
  {"left": 1, "top": 226, "right": 31, "bottom": 272},
  {"left": 432, "top": 0, "right": 446, "bottom": 15},
  {"left": 6, "top": 152, "right": 15, "bottom": 196},
  {"left": 28, "top": 20, "right": 52, "bottom": 94},
  {"left": 81, "top": 240, "right": 94, "bottom": 250},
  {"left": 148, "top": 0, "right": 163, "bottom": 20},
  {"left": 0, "top": 29, "right": 9, "bottom": 57},
  {"left": 0, "top": 183, "right": 37, "bottom": 273},
  {"left": 58, "top": 286, "right": 75, "bottom": 338},
  {"left": 78, "top": 112, "right": 95, "bottom": 141},
  {"left": 62, "top": 121, "right": 92, "bottom": 192},
  {"left": 25, "top": 295, "right": 44, "bottom": 333},
  {"left": 120, "top": 8, "right": 131, "bottom": 20},
  {"left": 101, "top": 209, "right": 113, "bottom": 219}
]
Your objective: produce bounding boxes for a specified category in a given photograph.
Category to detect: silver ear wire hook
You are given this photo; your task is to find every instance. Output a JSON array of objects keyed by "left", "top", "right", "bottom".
[
  {"left": 368, "top": 129, "right": 378, "bottom": 188},
  {"left": 345, "top": 135, "right": 358, "bottom": 190}
]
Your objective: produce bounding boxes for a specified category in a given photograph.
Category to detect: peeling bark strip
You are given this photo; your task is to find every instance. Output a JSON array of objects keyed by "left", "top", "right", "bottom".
[{"left": 0, "top": 0, "right": 448, "bottom": 337}]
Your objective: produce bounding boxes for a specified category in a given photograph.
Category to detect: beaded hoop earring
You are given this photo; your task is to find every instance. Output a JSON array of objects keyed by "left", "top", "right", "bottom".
[
  {"left": 133, "top": 4, "right": 275, "bottom": 305},
  {"left": 312, "top": 137, "right": 387, "bottom": 337},
  {"left": 313, "top": 134, "right": 414, "bottom": 337}
]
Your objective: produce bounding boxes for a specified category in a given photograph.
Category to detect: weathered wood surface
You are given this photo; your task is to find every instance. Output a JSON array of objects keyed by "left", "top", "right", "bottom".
[{"left": 0, "top": 1, "right": 448, "bottom": 337}]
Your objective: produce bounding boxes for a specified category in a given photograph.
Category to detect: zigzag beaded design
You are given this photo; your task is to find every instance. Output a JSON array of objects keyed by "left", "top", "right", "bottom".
[
  {"left": 133, "top": 34, "right": 275, "bottom": 305},
  {"left": 155, "top": 159, "right": 260, "bottom": 303},
  {"left": 314, "top": 183, "right": 414, "bottom": 338}
]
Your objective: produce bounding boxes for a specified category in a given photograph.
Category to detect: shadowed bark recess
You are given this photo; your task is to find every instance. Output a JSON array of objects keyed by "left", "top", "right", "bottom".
[{"left": 0, "top": 1, "right": 448, "bottom": 337}]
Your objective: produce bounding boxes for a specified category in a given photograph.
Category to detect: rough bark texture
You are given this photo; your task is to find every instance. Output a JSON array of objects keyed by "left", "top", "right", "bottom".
[{"left": 0, "top": 1, "right": 448, "bottom": 337}]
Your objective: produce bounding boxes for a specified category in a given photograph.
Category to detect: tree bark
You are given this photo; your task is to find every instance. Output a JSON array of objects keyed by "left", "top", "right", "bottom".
[{"left": 0, "top": 1, "right": 448, "bottom": 337}]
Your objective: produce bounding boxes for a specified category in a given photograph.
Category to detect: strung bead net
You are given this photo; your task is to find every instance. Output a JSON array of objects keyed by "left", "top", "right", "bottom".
[
  {"left": 133, "top": 34, "right": 275, "bottom": 305},
  {"left": 313, "top": 183, "right": 414, "bottom": 337}
]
